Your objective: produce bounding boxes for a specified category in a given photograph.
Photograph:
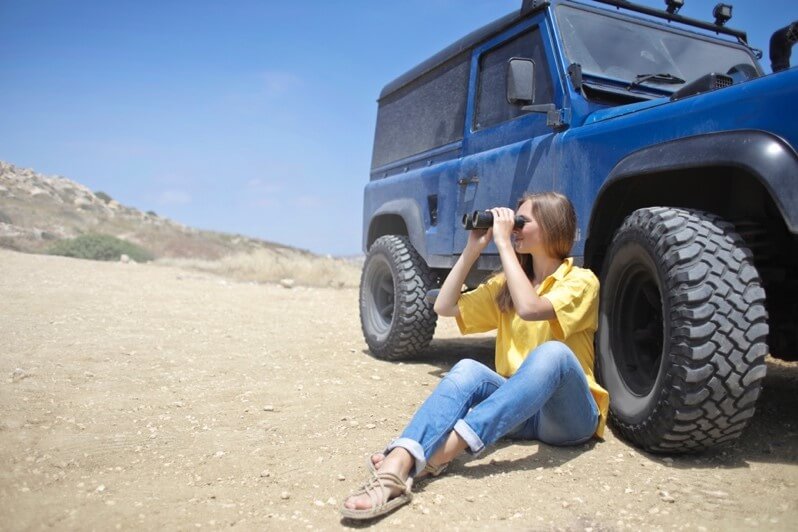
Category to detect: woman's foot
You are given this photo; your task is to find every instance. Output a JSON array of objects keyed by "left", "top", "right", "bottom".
[
  {"left": 369, "top": 452, "right": 448, "bottom": 481},
  {"left": 369, "top": 452, "right": 385, "bottom": 472},
  {"left": 343, "top": 448, "right": 414, "bottom": 512}
]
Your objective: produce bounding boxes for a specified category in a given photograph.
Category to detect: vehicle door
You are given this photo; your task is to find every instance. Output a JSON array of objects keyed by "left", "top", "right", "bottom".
[{"left": 453, "top": 14, "right": 563, "bottom": 256}]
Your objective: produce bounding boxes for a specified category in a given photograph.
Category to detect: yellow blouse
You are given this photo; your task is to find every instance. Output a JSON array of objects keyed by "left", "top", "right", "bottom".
[{"left": 455, "top": 258, "right": 609, "bottom": 438}]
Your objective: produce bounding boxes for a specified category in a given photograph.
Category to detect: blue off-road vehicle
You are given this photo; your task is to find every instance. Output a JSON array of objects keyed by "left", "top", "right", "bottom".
[{"left": 359, "top": 0, "right": 798, "bottom": 453}]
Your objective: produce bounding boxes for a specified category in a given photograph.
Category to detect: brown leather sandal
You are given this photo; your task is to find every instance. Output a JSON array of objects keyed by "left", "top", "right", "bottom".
[{"left": 340, "top": 470, "right": 413, "bottom": 520}]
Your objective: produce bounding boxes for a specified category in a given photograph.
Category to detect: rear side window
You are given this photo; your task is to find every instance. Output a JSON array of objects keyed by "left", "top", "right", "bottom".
[
  {"left": 475, "top": 28, "right": 552, "bottom": 130},
  {"left": 371, "top": 53, "right": 470, "bottom": 169}
]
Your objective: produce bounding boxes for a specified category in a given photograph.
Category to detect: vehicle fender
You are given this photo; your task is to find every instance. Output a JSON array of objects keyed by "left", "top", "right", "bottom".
[
  {"left": 365, "top": 199, "right": 427, "bottom": 258},
  {"left": 594, "top": 130, "right": 798, "bottom": 234}
]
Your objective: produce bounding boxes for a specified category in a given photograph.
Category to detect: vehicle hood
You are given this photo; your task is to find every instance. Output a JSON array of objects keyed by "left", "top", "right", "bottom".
[
  {"left": 584, "top": 97, "right": 670, "bottom": 125},
  {"left": 583, "top": 68, "right": 798, "bottom": 126}
]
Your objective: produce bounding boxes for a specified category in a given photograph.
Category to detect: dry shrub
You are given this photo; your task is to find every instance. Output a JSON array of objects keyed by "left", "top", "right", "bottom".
[
  {"left": 47, "top": 234, "right": 154, "bottom": 262},
  {"left": 157, "top": 248, "right": 361, "bottom": 288}
]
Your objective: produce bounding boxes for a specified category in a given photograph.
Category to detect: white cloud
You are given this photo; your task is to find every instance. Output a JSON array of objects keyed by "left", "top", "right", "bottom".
[
  {"left": 253, "top": 198, "right": 277, "bottom": 208},
  {"left": 157, "top": 189, "right": 192, "bottom": 205},
  {"left": 247, "top": 178, "right": 282, "bottom": 194},
  {"left": 294, "top": 195, "right": 322, "bottom": 209},
  {"left": 259, "top": 71, "right": 303, "bottom": 98}
]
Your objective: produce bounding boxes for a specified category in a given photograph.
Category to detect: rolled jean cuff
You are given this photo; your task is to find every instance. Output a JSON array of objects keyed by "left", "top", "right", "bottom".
[
  {"left": 453, "top": 419, "right": 486, "bottom": 455},
  {"left": 385, "top": 437, "right": 427, "bottom": 478}
]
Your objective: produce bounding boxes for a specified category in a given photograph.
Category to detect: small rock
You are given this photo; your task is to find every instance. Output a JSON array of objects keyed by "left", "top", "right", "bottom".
[
  {"left": 337, "top": 474, "right": 346, "bottom": 481},
  {"left": 119, "top": 254, "right": 130, "bottom": 263},
  {"left": 659, "top": 490, "right": 675, "bottom": 503},
  {"left": 701, "top": 490, "right": 729, "bottom": 499},
  {"left": 365, "top": 423, "right": 376, "bottom": 429},
  {"left": 263, "top": 405, "right": 275, "bottom": 412},
  {"left": 370, "top": 375, "right": 381, "bottom": 381},
  {"left": 326, "top": 497, "right": 336, "bottom": 505},
  {"left": 260, "top": 470, "right": 271, "bottom": 478},
  {"left": 280, "top": 279, "right": 295, "bottom": 289},
  {"left": 96, "top": 485, "right": 106, "bottom": 493},
  {"left": 280, "top": 491, "right": 291, "bottom": 500},
  {"left": 466, "top": 496, "right": 475, "bottom": 502},
  {"left": 214, "top": 451, "right": 226, "bottom": 458},
  {"left": 11, "top": 368, "right": 31, "bottom": 382},
  {"left": 314, "top": 500, "right": 325, "bottom": 507},
  {"left": 562, "top": 501, "right": 570, "bottom": 508}
]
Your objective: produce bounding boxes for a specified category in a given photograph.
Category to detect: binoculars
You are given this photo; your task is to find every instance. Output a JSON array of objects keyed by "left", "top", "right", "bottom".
[{"left": 461, "top": 210, "right": 526, "bottom": 230}]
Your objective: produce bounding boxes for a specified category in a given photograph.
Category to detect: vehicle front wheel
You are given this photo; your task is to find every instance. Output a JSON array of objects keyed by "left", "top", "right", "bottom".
[
  {"left": 598, "top": 207, "right": 769, "bottom": 452},
  {"left": 359, "top": 235, "right": 437, "bottom": 360}
]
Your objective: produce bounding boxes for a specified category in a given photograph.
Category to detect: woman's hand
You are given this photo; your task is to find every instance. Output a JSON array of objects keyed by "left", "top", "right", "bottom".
[
  {"left": 490, "top": 207, "right": 516, "bottom": 249},
  {"left": 465, "top": 227, "right": 493, "bottom": 254}
]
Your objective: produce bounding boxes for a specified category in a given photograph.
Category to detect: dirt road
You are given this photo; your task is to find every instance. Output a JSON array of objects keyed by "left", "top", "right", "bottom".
[{"left": 1, "top": 249, "right": 796, "bottom": 530}]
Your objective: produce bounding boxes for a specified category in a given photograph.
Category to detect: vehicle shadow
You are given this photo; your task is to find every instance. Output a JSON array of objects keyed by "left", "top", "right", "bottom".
[
  {"left": 417, "top": 438, "right": 598, "bottom": 485},
  {"left": 387, "top": 338, "right": 798, "bottom": 469},
  {"left": 401, "top": 335, "right": 497, "bottom": 376}
]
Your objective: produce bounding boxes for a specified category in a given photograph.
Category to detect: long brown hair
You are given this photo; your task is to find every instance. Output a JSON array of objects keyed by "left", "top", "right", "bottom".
[{"left": 495, "top": 192, "right": 576, "bottom": 312}]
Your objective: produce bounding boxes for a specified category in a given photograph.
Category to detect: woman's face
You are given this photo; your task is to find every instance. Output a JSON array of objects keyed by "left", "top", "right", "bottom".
[{"left": 513, "top": 200, "right": 546, "bottom": 256}]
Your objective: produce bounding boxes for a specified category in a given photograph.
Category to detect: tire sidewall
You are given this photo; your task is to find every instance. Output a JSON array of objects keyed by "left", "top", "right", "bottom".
[
  {"left": 598, "top": 222, "right": 672, "bottom": 426},
  {"left": 358, "top": 235, "right": 437, "bottom": 360},
  {"left": 360, "top": 239, "right": 398, "bottom": 347}
]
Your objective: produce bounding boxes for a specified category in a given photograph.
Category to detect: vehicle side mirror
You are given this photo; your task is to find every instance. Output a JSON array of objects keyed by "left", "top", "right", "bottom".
[{"left": 507, "top": 58, "right": 535, "bottom": 104}]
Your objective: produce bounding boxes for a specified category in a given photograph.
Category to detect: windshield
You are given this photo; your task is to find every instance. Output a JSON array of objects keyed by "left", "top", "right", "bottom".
[{"left": 556, "top": 4, "right": 760, "bottom": 92}]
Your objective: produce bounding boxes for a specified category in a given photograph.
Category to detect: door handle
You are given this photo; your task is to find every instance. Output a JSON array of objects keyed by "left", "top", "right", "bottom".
[{"left": 457, "top": 176, "right": 479, "bottom": 186}]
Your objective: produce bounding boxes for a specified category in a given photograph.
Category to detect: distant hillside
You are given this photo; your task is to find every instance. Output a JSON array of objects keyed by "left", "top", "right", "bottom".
[
  {"left": 0, "top": 161, "right": 298, "bottom": 258},
  {"left": 0, "top": 161, "right": 361, "bottom": 287}
]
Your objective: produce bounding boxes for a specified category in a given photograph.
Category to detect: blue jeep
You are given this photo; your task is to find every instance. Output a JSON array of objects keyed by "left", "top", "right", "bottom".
[{"left": 359, "top": 0, "right": 798, "bottom": 453}]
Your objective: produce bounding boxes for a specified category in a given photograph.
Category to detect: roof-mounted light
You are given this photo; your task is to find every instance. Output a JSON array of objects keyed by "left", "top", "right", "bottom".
[
  {"left": 665, "top": 0, "right": 684, "bottom": 15},
  {"left": 713, "top": 3, "right": 733, "bottom": 26}
]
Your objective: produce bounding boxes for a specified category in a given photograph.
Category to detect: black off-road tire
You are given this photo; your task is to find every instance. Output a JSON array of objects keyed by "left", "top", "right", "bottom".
[
  {"left": 598, "top": 207, "right": 769, "bottom": 453},
  {"left": 359, "top": 235, "right": 438, "bottom": 360}
]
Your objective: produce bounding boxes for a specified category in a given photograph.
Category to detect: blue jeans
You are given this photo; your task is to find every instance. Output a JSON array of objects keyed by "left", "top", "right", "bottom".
[{"left": 387, "top": 341, "right": 599, "bottom": 477}]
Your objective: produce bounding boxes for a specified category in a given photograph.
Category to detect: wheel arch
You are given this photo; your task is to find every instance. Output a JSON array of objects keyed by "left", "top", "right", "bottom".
[
  {"left": 585, "top": 130, "right": 798, "bottom": 272},
  {"left": 365, "top": 199, "right": 427, "bottom": 258}
]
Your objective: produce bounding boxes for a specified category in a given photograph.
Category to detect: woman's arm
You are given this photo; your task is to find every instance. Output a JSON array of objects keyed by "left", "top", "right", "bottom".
[
  {"left": 433, "top": 229, "right": 492, "bottom": 317},
  {"left": 490, "top": 208, "right": 556, "bottom": 322}
]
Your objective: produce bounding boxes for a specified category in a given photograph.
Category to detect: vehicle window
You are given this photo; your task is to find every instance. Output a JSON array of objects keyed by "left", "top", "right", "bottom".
[
  {"left": 371, "top": 53, "right": 470, "bottom": 169},
  {"left": 556, "top": 5, "right": 759, "bottom": 90},
  {"left": 475, "top": 28, "right": 553, "bottom": 130}
]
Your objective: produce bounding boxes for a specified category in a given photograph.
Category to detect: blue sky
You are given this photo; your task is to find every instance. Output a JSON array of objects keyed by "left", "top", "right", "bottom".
[{"left": 1, "top": 0, "right": 794, "bottom": 256}]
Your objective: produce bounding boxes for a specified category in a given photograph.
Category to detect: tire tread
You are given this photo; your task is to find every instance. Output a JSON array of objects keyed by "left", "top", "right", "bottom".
[
  {"left": 359, "top": 235, "right": 437, "bottom": 360},
  {"left": 604, "top": 207, "right": 768, "bottom": 453}
]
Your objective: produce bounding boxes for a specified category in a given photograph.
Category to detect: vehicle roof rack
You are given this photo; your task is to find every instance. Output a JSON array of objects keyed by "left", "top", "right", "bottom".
[{"left": 590, "top": 0, "right": 748, "bottom": 43}]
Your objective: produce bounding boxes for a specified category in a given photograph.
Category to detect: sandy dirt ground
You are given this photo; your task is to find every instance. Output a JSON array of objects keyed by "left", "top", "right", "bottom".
[{"left": 1, "top": 248, "right": 797, "bottom": 531}]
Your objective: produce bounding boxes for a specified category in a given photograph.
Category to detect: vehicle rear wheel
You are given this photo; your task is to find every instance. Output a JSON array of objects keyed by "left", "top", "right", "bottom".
[
  {"left": 598, "top": 207, "right": 769, "bottom": 452},
  {"left": 360, "top": 235, "right": 437, "bottom": 360}
]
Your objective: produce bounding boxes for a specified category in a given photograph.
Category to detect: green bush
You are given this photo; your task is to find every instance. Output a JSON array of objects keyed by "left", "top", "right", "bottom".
[
  {"left": 95, "top": 191, "right": 113, "bottom": 203},
  {"left": 47, "top": 234, "right": 154, "bottom": 262}
]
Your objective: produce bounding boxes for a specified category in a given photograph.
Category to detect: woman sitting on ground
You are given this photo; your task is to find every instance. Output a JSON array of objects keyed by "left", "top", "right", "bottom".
[{"left": 341, "top": 191, "right": 609, "bottom": 520}]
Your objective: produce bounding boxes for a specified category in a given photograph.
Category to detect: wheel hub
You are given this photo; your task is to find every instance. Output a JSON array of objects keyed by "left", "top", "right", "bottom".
[{"left": 611, "top": 265, "right": 664, "bottom": 396}]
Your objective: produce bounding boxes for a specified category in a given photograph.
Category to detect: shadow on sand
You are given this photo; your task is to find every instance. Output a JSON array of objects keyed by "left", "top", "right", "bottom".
[
  {"left": 364, "top": 336, "right": 798, "bottom": 471},
  {"left": 345, "top": 342, "right": 796, "bottom": 527}
]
